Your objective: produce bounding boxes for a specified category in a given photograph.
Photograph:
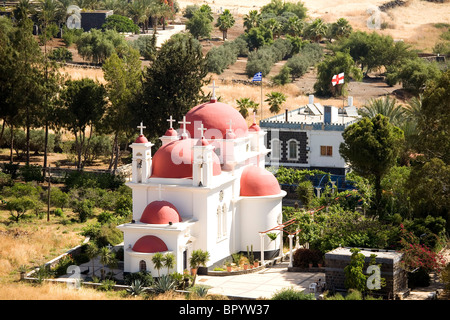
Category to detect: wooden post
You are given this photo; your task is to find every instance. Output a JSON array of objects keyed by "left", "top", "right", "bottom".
[{"left": 47, "top": 165, "right": 50, "bottom": 222}]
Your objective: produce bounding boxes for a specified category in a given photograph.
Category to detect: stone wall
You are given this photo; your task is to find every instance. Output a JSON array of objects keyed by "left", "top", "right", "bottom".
[{"left": 324, "top": 247, "right": 409, "bottom": 299}]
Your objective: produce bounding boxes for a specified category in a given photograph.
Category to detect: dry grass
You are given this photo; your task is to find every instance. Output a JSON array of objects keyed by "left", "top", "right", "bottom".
[
  {"left": 0, "top": 282, "right": 135, "bottom": 300},
  {"left": 0, "top": 213, "right": 84, "bottom": 282}
]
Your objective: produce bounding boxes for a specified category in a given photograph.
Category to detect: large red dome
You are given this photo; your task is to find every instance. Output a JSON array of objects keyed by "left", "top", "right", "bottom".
[
  {"left": 183, "top": 101, "right": 248, "bottom": 139},
  {"left": 240, "top": 165, "right": 281, "bottom": 197},
  {"left": 151, "top": 138, "right": 222, "bottom": 179},
  {"left": 132, "top": 235, "right": 168, "bottom": 253},
  {"left": 141, "top": 200, "right": 182, "bottom": 224}
]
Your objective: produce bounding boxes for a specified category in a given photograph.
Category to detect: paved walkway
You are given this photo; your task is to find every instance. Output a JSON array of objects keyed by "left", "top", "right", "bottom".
[
  {"left": 126, "top": 24, "right": 186, "bottom": 48},
  {"left": 196, "top": 262, "right": 325, "bottom": 299}
]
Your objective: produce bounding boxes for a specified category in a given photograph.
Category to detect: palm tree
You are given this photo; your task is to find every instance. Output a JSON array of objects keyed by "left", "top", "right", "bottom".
[
  {"left": 330, "top": 18, "right": 353, "bottom": 40},
  {"left": 128, "top": 0, "right": 146, "bottom": 33},
  {"left": 265, "top": 91, "right": 286, "bottom": 114},
  {"left": 236, "top": 98, "right": 259, "bottom": 118},
  {"left": 243, "top": 10, "right": 260, "bottom": 32},
  {"left": 162, "top": 252, "right": 175, "bottom": 274},
  {"left": 38, "top": 0, "right": 58, "bottom": 55},
  {"left": 85, "top": 242, "right": 99, "bottom": 278},
  {"left": 215, "top": 9, "right": 235, "bottom": 41},
  {"left": 304, "top": 18, "right": 328, "bottom": 43},
  {"left": 13, "top": 0, "right": 35, "bottom": 26},
  {"left": 286, "top": 16, "right": 304, "bottom": 37},
  {"left": 360, "top": 95, "right": 405, "bottom": 126},
  {"left": 152, "top": 252, "right": 164, "bottom": 277},
  {"left": 99, "top": 246, "right": 115, "bottom": 280}
]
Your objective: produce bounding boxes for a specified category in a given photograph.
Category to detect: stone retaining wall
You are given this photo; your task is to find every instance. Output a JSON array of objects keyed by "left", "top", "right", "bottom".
[{"left": 324, "top": 247, "right": 409, "bottom": 299}]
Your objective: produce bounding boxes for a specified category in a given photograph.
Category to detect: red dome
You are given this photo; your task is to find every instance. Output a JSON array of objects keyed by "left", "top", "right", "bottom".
[
  {"left": 151, "top": 138, "right": 221, "bottom": 179},
  {"left": 141, "top": 200, "right": 182, "bottom": 224},
  {"left": 135, "top": 135, "right": 149, "bottom": 143},
  {"left": 164, "top": 128, "right": 178, "bottom": 137},
  {"left": 240, "top": 165, "right": 281, "bottom": 197},
  {"left": 132, "top": 235, "right": 168, "bottom": 253},
  {"left": 249, "top": 123, "right": 261, "bottom": 132},
  {"left": 183, "top": 101, "right": 248, "bottom": 139}
]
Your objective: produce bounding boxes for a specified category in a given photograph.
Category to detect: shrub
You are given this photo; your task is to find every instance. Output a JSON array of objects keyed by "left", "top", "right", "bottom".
[
  {"left": 130, "top": 34, "right": 157, "bottom": 61},
  {"left": 49, "top": 47, "right": 73, "bottom": 62},
  {"left": 52, "top": 254, "right": 76, "bottom": 276},
  {"left": 102, "top": 14, "right": 139, "bottom": 34},
  {"left": 95, "top": 223, "right": 123, "bottom": 247},
  {"left": 293, "top": 248, "right": 322, "bottom": 268},
  {"left": 62, "top": 27, "right": 83, "bottom": 47},
  {"left": 124, "top": 271, "right": 154, "bottom": 287},
  {"left": 53, "top": 208, "right": 64, "bottom": 217},
  {"left": 19, "top": 164, "right": 43, "bottom": 182},
  {"left": 72, "top": 199, "right": 94, "bottom": 222},
  {"left": 271, "top": 287, "right": 315, "bottom": 300},
  {"left": 64, "top": 171, "right": 125, "bottom": 190}
]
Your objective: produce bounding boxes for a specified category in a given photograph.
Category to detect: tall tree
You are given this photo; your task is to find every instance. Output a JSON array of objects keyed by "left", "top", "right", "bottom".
[
  {"left": 243, "top": 10, "right": 260, "bottom": 32},
  {"left": 138, "top": 33, "right": 208, "bottom": 141},
  {"left": 314, "top": 51, "right": 363, "bottom": 97},
  {"left": 339, "top": 114, "right": 404, "bottom": 217},
  {"left": 60, "top": 78, "right": 107, "bottom": 169},
  {"left": 215, "top": 9, "right": 235, "bottom": 41},
  {"left": 102, "top": 48, "right": 142, "bottom": 173}
]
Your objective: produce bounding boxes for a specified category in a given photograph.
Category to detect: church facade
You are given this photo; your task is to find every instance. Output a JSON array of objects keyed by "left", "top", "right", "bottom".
[{"left": 117, "top": 92, "right": 286, "bottom": 276}]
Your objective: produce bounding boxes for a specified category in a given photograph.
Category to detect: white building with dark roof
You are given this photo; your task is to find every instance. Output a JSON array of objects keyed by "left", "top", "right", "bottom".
[{"left": 260, "top": 95, "right": 362, "bottom": 176}]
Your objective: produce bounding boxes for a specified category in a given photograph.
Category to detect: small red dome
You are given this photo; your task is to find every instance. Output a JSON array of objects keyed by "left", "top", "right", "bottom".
[
  {"left": 225, "top": 130, "right": 236, "bottom": 139},
  {"left": 196, "top": 136, "right": 210, "bottom": 146},
  {"left": 132, "top": 235, "right": 168, "bottom": 253},
  {"left": 249, "top": 123, "right": 261, "bottom": 132},
  {"left": 240, "top": 165, "right": 281, "bottom": 197},
  {"left": 151, "top": 138, "right": 221, "bottom": 179},
  {"left": 135, "top": 135, "right": 148, "bottom": 143},
  {"left": 183, "top": 101, "right": 248, "bottom": 139},
  {"left": 141, "top": 200, "right": 182, "bottom": 224},
  {"left": 164, "top": 128, "right": 178, "bottom": 137}
]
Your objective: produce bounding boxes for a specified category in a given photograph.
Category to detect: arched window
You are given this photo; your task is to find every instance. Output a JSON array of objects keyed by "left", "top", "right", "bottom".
[
  {"left": 271, "top": 139, "right": 281, "bottom": 160},
  {"left": 288, "top": 140, "right": 298, "bottom": 160},
  {"left": 139, "top": 260, "right": 147, "bottom": 272},
  {"left": 222, "top": 204, "right": 227, "bottom": 237}
]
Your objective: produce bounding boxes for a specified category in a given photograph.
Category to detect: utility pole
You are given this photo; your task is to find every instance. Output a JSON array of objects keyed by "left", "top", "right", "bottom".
[{"left": 47, "top": 165, "right": 50, "bottom": 222}]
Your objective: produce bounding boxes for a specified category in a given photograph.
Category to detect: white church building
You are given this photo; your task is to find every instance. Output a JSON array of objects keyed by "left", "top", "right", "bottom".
[{"left": 117, "top": 90, "right": 286, "bottom": 276}]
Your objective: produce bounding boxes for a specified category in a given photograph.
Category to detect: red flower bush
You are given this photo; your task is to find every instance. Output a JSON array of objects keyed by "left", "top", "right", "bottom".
[{"left": 398, "top": 224, "right": 446, "bottom": 273}]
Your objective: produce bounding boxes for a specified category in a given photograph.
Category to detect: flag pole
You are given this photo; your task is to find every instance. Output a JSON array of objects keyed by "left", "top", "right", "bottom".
[{"left": 260, "top": 76, "right": 263, "bottom": 121}]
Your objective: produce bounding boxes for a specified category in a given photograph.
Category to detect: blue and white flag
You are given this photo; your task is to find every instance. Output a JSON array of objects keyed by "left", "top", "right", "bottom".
[{"left": 252, "top": 72, "right": 262, "bottom": 82}]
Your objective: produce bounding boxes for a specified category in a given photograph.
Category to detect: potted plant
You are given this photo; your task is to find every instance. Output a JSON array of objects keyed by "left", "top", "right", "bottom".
[
  {"left": 189, "top": 250, "right": 201, "bottom": 276},
  {"left": 191, "top": 249, "right": 210, "bottom": 275},
  {"left": 225, "top": 260, "right": 232, "bottom": 272},
  {"left": 308, "top": 261, "right": 313, "bottom": 268},
  {"left": 243, "top": 264, "right": 249, "bottom": 270},
  {"left": 254, "top": 259, "right": 259, "bottom": 268}
]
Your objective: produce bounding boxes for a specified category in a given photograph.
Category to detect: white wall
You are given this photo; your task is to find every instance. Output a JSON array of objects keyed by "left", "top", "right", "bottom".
[{"left": 309, "top": 130, "right": 346, "bottom": 169}]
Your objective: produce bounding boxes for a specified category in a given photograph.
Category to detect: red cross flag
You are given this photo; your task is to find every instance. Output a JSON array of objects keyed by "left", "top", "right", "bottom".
[{"left": 332, "top": 72, "right": 344, "bottom": 86}]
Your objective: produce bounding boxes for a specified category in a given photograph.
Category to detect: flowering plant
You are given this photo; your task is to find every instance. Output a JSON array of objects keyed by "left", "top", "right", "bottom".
[{"left": 398, "top": 224, "right": 446, "bottom": 273}]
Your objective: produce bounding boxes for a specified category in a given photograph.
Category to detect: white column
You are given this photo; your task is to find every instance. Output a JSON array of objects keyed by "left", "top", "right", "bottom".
[
  {"left": 260, "top": 233, "right": 265, "bottom": 267},
  {"left": 288, "top": 234, "right": 294, "bottom": 268}
]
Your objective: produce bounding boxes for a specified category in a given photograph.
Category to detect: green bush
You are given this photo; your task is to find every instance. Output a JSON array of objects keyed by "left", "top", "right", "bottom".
[
  {"left": 130, "top": 34, "right": 157, "bottom": 61},
  {"left": 124, "top": 271, "right": 154, "bottom": 287},
  {"left": 64, "top": 171, "right": 125, "bottom": 190},
  {"left": 53, "top": 208, "right": 64, "bottom": 217},
  {"left": 271, "top": 287, "right": 315, "bottom": 300},
  {"left": 62, "top": 27, "right": 83, "bottom": 47},
  {"left": 72, "top": 199, "right": 94, "bottom": 222},
  {"left": 19, "top": 165, "right": 43, "bottom": 182},
  {"left": 102, "top": 14, "right": 139, "bottom": 34},
  {"left": 49, "top": 47, "right": 73, "bottom": 62},
  {"left": 293, "top": 248, "right": 322, "bottom": 268}
]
